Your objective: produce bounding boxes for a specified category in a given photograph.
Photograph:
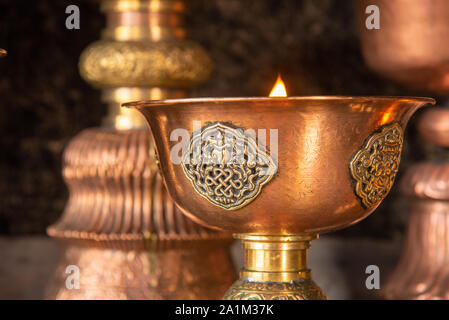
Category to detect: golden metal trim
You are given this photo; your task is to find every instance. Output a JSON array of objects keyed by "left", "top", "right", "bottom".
[
  {"left": 223, "top": 279, "right": 327, "bottom": 300},
  {"left": 79, "top": 40, "right": 212, "bottom": 89},
  {"left": 223, "top": 234, "right": 326, "bottom": 300},
  {"left": 349, "top": 122, "right": 404, "bottom": 209},
  {"left": 126, "top": 96, "right": 436, "bottom": 108},
  {"left": 181, "top": 122, "right": 277, "bottom": 210},
  {"left": 101, "top": 0, "right": 185, "bottom": 13}
]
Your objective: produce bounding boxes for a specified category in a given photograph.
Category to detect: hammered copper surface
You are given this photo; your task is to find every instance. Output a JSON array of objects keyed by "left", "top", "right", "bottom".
[
  {"left": 127, "top": 97, "right": 434, "bottom": 234},
  {"left": 356, "top": 0, "right": 449, "bottom": 93},
  {"left": 47, "top": 245, "right": 235, "bottom": 300}
]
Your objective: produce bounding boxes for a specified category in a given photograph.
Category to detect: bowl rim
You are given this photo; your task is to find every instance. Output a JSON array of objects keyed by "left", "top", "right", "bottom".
[{"left": 123, "top": 96, "right": 436, "bottom": 109}]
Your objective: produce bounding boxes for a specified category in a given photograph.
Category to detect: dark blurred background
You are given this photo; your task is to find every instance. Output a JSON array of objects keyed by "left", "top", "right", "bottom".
[{"left": 0, "top": 0, "right": 438, "bottom": 239}]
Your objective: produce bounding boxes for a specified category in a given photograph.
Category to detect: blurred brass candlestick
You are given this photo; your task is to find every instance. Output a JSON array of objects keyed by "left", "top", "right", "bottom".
[
  {"left": 79, "top": 0, "right": 212, "bottom": 128},
  {"left": 125, "top": 95, "right": 434, "bottom": 299},
  {"left": 46, "top": 0, "right": 235, "bottom": 300}
]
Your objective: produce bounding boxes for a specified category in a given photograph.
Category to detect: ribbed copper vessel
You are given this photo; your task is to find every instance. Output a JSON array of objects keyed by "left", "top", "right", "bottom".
[{"left": 48, "top": 129, "right": 230, "bottom": 249}]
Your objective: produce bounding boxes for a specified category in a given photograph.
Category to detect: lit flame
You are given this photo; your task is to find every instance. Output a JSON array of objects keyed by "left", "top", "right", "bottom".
[{"left": 269, "top": 74, "right": 287, "bottom": 97}]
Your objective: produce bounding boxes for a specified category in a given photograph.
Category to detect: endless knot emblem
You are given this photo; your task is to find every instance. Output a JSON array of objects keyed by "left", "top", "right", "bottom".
[
  {"left": 181, "top": 122, "right": 277, "bottom": 210},
  {"left": 349, "top": 122, "right": 404, "bottom": 209}
]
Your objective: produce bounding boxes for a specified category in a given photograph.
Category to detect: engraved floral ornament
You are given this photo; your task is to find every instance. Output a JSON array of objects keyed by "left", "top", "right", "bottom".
[
  {"left": 349, "top": 122, "right": 404, "bottom": 208},
  {"left": 181, "top": 122, "right": 277, "bottom": 210}
]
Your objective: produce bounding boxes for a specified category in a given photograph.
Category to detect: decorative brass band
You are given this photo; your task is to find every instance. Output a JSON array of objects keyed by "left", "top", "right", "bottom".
[
  {"left": 223, "top": 234, "right": 326, "bottom": 300},
  {"left": 77, "top": 0, "right": 213, "bottom": 129},
  {"left": 79, "top": 40, "right": 212, "bottom": 89},
  {"left": 223, "top": 279, "right": 327, "bottom": 300},
  {"left": 349, "top": 122, "right": 404, "bottom": 209},
  {"left": 181, "top": 122, "right": 277, "bottom": 210}
]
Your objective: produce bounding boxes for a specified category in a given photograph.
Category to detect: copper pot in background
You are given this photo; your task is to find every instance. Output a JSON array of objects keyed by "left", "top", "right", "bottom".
[{"left": 355, "top": 0, "right": 449, "bottom": 93}]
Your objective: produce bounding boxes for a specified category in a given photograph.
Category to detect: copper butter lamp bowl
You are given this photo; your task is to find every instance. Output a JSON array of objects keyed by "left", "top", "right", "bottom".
[{"left": 125, "top": 96, "right": 434, "bottom": 299}]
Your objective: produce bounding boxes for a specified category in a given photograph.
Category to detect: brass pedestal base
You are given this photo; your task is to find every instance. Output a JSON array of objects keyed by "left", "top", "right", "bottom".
[{"left": 224, "top": 234, "right": 327, "bottom": 300}]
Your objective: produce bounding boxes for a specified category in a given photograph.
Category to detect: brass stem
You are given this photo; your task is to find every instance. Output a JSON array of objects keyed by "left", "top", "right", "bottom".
[
  {"left": 79, "top": 0, "right": 213, "bottom": 130},
  {"left": 100, "top": 0, "right": 188, "bottom": 129},
  {"left": 235, "top": 234, "right": 318, "bottom": 283}
]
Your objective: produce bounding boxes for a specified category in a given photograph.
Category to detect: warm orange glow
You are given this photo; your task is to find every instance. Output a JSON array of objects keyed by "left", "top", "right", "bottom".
[
  {"left": 269, "top": 75, "right": 287, "bottom": 97},
  {"left": 380, "top": 111, "right": 392, "bottom": 125}
]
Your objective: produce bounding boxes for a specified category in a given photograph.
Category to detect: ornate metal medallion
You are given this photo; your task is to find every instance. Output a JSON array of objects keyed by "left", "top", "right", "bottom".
[
  {"left": 181, "top": 122, "right": 277, "bottom": 210},
  {"left": 349, "top": 122, "right": 404, "bottom": 209}
]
